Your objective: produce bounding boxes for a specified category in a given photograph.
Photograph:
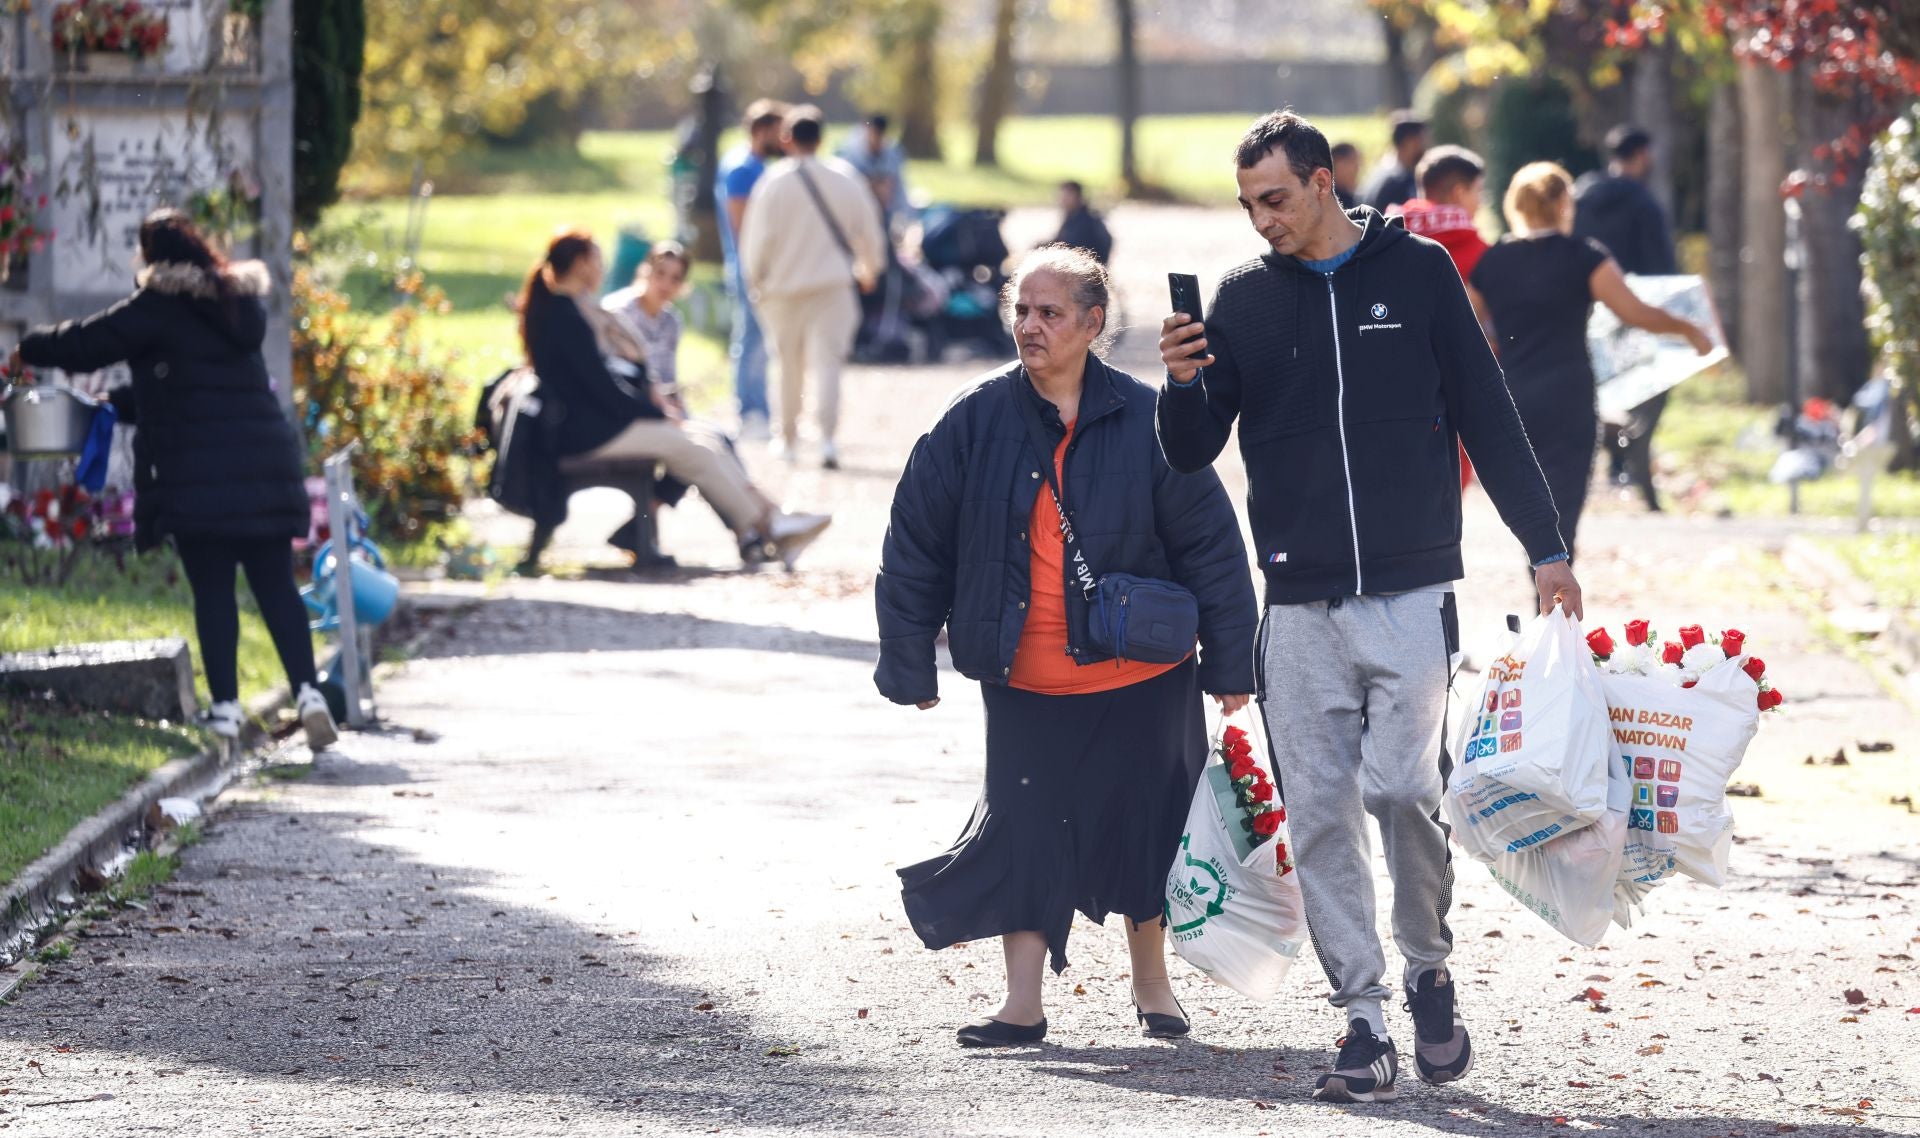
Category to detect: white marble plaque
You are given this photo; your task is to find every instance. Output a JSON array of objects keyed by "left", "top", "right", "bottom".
[{"left": 48, "top": 109, "right": 253, "bottom": 295}]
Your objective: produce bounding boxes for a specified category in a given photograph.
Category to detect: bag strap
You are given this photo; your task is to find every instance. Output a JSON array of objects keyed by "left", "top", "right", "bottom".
[
  {"left": 1009, "top": 368, "right": 1100, "bottom": 598},
  {"left": 794, "top": 162, "right": 857, "bottom": 270}
]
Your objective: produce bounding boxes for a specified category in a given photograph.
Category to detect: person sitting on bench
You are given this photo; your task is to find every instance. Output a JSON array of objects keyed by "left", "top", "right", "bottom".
[{"left": 520, "top": 229, "right": 831, "bottom": 569}]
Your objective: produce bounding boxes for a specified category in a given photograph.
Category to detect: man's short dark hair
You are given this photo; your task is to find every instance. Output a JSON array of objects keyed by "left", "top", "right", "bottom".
[
  {"left": 1606, "top": 124, "right": 1653, "bottom": 161},
  {"left": 785, "top": 105, "right": 825, "bottom": 148},
  {"left": 867, "top": 112, "right": 890, "bottom": 133},
  {"left": 1416, "top": 145, "right": 1485, "bottom": 199},
  {"left": 1235, "top": 109, "right": 1333, "bottom": 185},
  {"left": 1060, "top": 179, "right": 1085, "bottom": 197},
  {"left": 1390, "top": 111, "right": 1428, "bottom": 148},
  {"left": 1329, "top": 141, "right": 1358, "bottom": 161}
]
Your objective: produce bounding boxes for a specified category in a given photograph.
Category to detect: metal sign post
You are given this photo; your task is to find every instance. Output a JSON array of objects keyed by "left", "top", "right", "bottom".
[{"left": 322, "top": 445, "right": 371, "bottom": 728}]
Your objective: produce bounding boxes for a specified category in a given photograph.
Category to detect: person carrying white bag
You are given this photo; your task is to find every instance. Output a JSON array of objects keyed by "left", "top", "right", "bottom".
[
  {"left": 1444, "top": 607, "right": 1615, "bottom": 863},
  {"left": 1166, "top": 715, "right": 1308, "bottom": 1001}
]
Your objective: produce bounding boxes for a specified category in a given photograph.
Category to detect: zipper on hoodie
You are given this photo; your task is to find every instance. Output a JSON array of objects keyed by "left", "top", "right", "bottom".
[{"left": 1323, "top": 273, "right": 1364, "bottom": 596}]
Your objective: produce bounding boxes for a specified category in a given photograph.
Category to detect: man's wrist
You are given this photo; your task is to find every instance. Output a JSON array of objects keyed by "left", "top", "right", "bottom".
[
  {"left": 1532, "top": 551, "right": 1570, "bottom": 569},
  {"left": 1166, "top": 367, "right": 1202, "bottom": 388}
]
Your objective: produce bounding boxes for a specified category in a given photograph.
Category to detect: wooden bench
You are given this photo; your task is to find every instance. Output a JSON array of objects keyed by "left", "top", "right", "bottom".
[{"left": 521, "top": 456, "right": 666, "bottom": 571}]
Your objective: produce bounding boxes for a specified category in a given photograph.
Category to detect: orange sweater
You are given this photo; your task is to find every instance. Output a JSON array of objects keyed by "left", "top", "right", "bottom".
[{"left": 1008, "top": 423, "right": 1185, "bottom": 694}]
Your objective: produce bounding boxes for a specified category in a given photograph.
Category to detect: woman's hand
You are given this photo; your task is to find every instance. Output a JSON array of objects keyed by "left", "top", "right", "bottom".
[
  {"left": 1213, "top": 693, "right": 1252, "bottom": 716},
  {"left": 915, "top": 698, "right": 941, "bottom": 711},
  {"left": 1683, "top": 323, "right": 1714, "bottom": 356}
]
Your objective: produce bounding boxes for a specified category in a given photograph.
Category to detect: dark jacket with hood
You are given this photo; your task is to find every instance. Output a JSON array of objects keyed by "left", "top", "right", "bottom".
[
  {"left": 1573, "top": 172, "right": 1677, "bottom": 277},
  {"left": 1156, "top": 207, "right": 1566, "bottom": 605},
  {"left": 524, "top": 284, "right": 659, "bottom": 458},
  {"left": 875, "top": 355, "right": 1258, "bottom": 706},
  {"left": 18, "top": 260, "right": 307, "bottom": 551}
]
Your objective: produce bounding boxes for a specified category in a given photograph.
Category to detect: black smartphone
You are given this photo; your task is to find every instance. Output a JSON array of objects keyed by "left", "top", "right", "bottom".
[{"left": 1167, "top": 272, "right": 1205, "bottom": 359}]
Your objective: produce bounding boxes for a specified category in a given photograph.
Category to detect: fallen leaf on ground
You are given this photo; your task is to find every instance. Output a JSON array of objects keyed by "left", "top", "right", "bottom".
[
  {"left": 1843, "top": 988, "right": 1868, "bottom": 1005},
  {"left": 1573, "top": 987, "right": 1606, "bottom": 1002}
]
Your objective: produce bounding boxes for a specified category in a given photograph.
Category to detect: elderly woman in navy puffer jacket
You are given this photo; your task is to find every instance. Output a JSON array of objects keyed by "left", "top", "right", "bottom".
[{"left": 876, "top": 245, "right": 1258, "bottom": 1050}]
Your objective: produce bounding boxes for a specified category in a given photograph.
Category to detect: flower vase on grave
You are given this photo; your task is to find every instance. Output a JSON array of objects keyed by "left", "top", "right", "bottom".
[{"left": 86, "top": 52, "right": 144, "bottom": 78}]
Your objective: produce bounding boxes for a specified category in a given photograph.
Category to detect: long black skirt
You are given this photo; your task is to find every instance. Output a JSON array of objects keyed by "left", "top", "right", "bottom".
[{"left": 898, "top": 658, "right": 1207, "bottom": 973}]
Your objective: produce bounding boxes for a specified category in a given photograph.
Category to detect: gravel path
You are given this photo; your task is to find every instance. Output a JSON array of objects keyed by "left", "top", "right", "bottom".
[{"left": 2, "top": 205, "right": 1916, "bottom": 1137}]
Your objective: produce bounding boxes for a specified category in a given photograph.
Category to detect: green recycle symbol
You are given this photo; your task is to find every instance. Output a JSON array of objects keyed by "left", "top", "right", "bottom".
[{"left": 1166, "top": 833, "right": 1227, "bottom": 934}]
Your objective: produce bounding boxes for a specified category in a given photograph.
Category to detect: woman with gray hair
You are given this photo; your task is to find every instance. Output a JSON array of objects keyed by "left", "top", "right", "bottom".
[{"left": 875, "top": 245, "right": 1258, "bottom": 1046}]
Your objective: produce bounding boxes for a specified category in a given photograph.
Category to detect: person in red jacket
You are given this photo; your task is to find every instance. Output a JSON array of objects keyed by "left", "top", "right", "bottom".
[{"left": 1393, "top": 145, "right": 1491, "bottom": 491}]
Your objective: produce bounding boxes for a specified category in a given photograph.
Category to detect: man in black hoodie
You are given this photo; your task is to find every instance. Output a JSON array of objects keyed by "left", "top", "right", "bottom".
[
  {"left": 1576, "top": 125, "right": 1679, "bottom": 512},
  {"left": 1156, "top": 110, "right": 1581, "bottom": 1104}
]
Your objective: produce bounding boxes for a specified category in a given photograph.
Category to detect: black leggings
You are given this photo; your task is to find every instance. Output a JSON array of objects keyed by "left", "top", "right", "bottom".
[{"left": 174, "top": 536, "right": 318, "bottom": 703}]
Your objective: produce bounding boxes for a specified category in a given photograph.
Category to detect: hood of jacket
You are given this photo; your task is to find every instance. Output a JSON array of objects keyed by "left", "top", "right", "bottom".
[
  {"left": 1264, "top": 206, "right": 1408, "bottom": 277},
  {"left": 137, "top": 259, "right": 270, "bottom": 350}
]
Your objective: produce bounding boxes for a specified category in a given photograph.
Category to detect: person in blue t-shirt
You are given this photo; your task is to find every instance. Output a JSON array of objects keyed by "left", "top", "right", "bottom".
[{"left": 716, "top": 99, "right": 789, "bottom": 439}]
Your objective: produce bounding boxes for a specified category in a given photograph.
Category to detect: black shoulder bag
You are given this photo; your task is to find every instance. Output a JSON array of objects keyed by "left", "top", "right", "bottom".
[{"left": 1010, "top": 372, "right": 1200, "bottom": 665}]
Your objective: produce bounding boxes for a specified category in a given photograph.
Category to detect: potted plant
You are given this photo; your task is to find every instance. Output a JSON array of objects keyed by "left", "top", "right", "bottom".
[
  {"left": 0, "top": 157, "right": 49, "bottom": 287},
  {"left": 53, "top": 0, "right": 170, "bottom": 76}
]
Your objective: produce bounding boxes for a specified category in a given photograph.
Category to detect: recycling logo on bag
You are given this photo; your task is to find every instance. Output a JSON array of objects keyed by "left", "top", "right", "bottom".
[{"left": 1165, "top": 833, "right": 1235, "bottom": 941}]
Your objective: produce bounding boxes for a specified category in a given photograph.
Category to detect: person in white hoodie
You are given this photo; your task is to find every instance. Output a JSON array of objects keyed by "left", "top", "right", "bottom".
[{"left": 740, "top": 105, "right": 887, "bottom": 470}]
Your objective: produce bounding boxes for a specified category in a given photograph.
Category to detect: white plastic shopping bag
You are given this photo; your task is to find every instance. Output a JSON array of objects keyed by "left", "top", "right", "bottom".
[
  {"left": 1166, "top": 715, "right": 1307, "bottom": 1001},
  {"left": 1444, "top": 609, "right": 1615, "bottom": 862},
  {"left": 1484, "top": 757, "right": 1629, "bottom": 947},
  {"left": 1605, "top": 655, "right": 1761, "bottom": 907}
]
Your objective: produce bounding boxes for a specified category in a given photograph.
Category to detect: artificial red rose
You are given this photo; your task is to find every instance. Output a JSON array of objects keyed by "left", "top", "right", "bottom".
[
  {"left": 1228, "top": 757, "right": 1257, "bottom": 782},
  {"left": 1625, "top": 619, "right": 1651, "bottom": 647},
  {"left": 1742, "top": 657, "right": 1766, "bottom": 682},
  {"left": 1222, "top": 725, "right": 1247, "bottom": 745},
  {"left": 1682, "top": 680, "right": 1697, "bottom": 689},
  {"left": 1276, "top": 806, "right": 1286, "bottom": 823},
  {"left": 1251, "top": 811, "right": 1282, "bottom": 837},
  {"left": 1662, "top": 641, "right": 1684, "bottom": 665},
  {"left": 1586, "top": 627, "right": 1616, "bottom": 659},
  {"left": 1679, "top": 624, "right": 1705, "bottom": 649},
  {"left": 1721, "top": 629, "right": 1746, "bottom": 658},
  {"left": 1250, "top": 781, "right": 1275, "bottom": 803},
  {"left": 1226, "top": 736, "right": 1254, "bottom": 759},
  {"left": 69, "top": 518, "right": 88, "bottom": 540},
  {"left": 1757, "top": 687, "right": 1785, "bottom": 711}
]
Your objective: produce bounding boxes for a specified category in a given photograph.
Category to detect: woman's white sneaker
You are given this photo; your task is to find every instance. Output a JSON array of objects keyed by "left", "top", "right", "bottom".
[
  {"left": 296, "top": 683, "right": 339, "bottom": 751},
  {"left": 203, "top": 700, "right": 243, "bottom": 740},
  {"left": 768, "top": 511, "right": 832, "bottom": 569}
]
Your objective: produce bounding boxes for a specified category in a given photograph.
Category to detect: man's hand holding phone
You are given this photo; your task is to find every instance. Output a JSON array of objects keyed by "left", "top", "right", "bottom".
[{"left": 1160, "top": 272, "right": 1213, "bottom": 384}]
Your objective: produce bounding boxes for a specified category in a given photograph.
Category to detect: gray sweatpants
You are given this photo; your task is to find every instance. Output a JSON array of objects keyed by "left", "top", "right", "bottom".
[{"left": 1257, "top": 588, "right": 1459, "bottom": 1039}]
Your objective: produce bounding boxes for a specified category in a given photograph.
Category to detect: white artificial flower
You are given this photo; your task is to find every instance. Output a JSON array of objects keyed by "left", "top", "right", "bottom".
[
  {"left": 1654, "top": 662, "right": 1692, "bottom": 686},
  {"left": 1610, "top": 643, "right": 1654, "bottom": 675},
  {"left": 1681, "top": 643, "right": 1724, "bottom": 675}
]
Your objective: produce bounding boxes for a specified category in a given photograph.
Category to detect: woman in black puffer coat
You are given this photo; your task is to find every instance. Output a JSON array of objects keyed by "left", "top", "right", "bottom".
[{"left": 14, "top": 208, "right": 336, "bottom": 748}]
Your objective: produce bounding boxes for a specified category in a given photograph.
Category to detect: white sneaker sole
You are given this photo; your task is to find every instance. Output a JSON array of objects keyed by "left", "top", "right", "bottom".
[
  {"left": 302, "top": 705, "right": 339, "bottom": 751},
  {"left": 1313, "top": 1077, "right": 1399, "bottom": 1103},
  {"left": 774, "top": 518, "right": 832, "bottom": 570}
]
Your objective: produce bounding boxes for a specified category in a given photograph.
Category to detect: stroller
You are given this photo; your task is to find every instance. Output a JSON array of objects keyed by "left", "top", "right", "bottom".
[{"left": 912, "top": 205, "right": 1015, "bottom": 360}]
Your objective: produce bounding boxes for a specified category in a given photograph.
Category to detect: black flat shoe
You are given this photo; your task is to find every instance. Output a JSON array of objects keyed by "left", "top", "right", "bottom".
[
  {"left": 1135, "top": 996, "right": 1191, "bottom": 1039},
  {"left": 956, "top": 1016, "right": 1047, "bottom": 1047}
]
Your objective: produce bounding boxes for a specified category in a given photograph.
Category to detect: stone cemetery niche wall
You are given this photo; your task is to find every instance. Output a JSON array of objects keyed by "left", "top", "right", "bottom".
[{"left": 0, "top": 0, "right": 293, "bottom": 434}]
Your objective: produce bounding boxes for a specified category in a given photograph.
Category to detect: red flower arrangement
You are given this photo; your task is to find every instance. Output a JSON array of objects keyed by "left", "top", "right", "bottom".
[
  {"left": 0, "top": 157, "right": 51, "bottom": 265},
  {"left": 1585, "top": 618, "right": 1785, "bottom": 713},
  {"left": 1218, "top": 724, "right": 1293, "bottom": 872},
  {"left": 53, "top": 0, "right": 170, "bottom": 59}
]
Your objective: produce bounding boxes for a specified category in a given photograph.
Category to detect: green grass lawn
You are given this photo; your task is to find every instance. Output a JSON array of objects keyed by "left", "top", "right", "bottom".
[
  {"left": 1822, "top": 532, "right": 1920, "bottom": 611},
  {"left": 0, "top": 700, "right": 208, "bottom": 885},
  {"left": 1657, "top": 371, "right": 1920, "bottom": 520},
  {"left": 1, "top": 545, "right": 300, "bottom": 704}
]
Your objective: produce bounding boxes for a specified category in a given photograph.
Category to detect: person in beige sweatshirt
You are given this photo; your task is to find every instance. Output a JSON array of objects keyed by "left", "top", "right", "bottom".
[{"left": 740, "top": 104, "right": 888, "bottom": 469}]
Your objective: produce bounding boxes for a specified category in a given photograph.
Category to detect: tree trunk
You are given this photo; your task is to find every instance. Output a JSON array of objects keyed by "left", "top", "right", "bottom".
[
  {"left": 1628, "top": 40, "right": 1676, "bottom": 220},
  {"left": 1380, "top": 12, "right": 1415, "bottom": 110},
  {"left": 1114, "top": 0, "right": 1141, "bottom": 196},
  {"left": 973, "top": 0, "right": 1018, "bottom": 168},
  {"left": 1706, "top": 81, "right": 1742, "bottom": 353},
  {"left": 897, "top": 4, "right": 942, "bottom": 161},
  {"left": 1737, "top": 60, "right": 1789, "bottom": 405},
  {"left": 1791, "top": 66, "right": 1872, "bottom": 404}
]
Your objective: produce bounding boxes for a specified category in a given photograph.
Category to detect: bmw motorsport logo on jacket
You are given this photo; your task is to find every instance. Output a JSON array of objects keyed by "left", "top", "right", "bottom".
[{"left": 1156, "top": 207, "right": 1566, "bottom": 605}]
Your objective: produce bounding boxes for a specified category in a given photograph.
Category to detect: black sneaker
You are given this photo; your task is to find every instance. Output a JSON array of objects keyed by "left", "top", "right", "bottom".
[
  {"left": 1312, "top": 1019, "right": 1398, "bottom": 1102},
  {"left": 1406, "top": 967, "right": 1473, "bottom": 1085}
]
